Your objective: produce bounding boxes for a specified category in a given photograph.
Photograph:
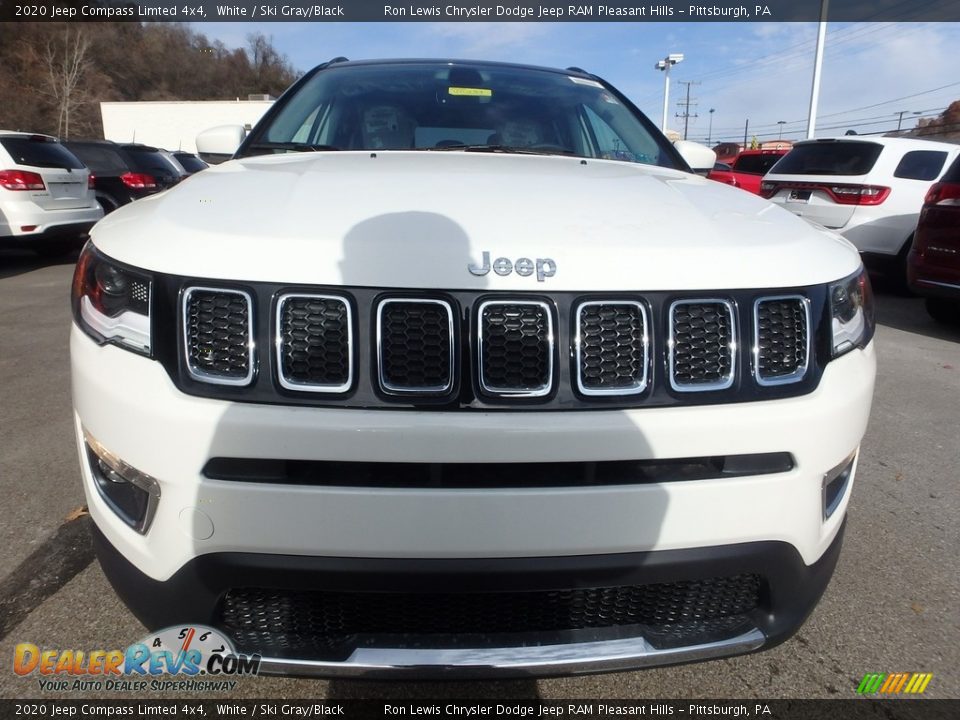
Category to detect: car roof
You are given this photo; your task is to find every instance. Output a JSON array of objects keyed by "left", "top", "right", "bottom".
[
  {"left": 794, "top": 136, "right": 960, "bottom": 152},
  {"left": 0, "top": 130, "right": 58, "bottom": 141},
  {"left": 309, "top": 57, "right": 597, "bottom": 80}
]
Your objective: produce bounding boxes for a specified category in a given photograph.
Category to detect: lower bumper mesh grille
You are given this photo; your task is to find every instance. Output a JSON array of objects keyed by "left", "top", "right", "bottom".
[{"left": 219, "top": 573, "right": 762, "bottom": 656}]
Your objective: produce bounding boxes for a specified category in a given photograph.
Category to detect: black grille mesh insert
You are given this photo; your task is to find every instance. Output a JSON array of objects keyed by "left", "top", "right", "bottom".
[
  {"left": 578, "top": 303, "right": 647, "bottom": 392},
  {"left": 671, "top": 301, "right": 734, "bottom": 388},
  {"left": 279, "top": 296, "right": 350, "bottom": 389},
  {"left": 379, "top": 301, "right": 452, "bottom": 392},
  {"left": 220, "top": 573, "right": 762, "bottom": 656},
  {"left": 184, "top": 289, "right": 250, "bottom": 381},
  {"left": 756, "top": 298, "right": 807, "bottom": 381},
  {"left": 480, "top": 302, "right": 551, "bottom": 393}
]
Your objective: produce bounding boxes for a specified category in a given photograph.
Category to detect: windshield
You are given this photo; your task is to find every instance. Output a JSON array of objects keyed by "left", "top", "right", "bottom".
[
  {"left": 244, "top": 62, "right": 677, "bottom": 168},
  {"left": 1, "top": 137, "right": 84, "bottom": 170},
  {"left": 770, "top": 142, "right": 883, "bottom": 176},
  {"left": 734, "top": 153, "right": 785, "bottom": 175}
]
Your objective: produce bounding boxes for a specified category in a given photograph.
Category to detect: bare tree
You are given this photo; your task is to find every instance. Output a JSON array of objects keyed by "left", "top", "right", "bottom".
[{"left": 39, "top": 27, "right": 92, "bottom": 138}]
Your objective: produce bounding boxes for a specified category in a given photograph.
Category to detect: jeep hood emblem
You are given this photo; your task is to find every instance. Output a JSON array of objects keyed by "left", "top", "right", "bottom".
[{"left": 468, "top": 251, "right": 556, "bottom": 282}]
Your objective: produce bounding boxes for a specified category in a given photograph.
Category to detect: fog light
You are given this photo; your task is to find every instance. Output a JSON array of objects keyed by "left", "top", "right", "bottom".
[
  {"left": 823, "top": 451, "right": 856, "bottom": 520},
  {"left": 84, "top": 430, "right": 160, "bottom": 534}
]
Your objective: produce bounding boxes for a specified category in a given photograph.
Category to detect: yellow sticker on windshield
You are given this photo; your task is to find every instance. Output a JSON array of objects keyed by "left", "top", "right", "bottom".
[{"left": 448, "top": 87, "right": 493, "bottom": 97}]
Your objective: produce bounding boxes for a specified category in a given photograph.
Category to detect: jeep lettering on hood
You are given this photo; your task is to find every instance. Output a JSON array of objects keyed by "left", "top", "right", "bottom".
[{"left": 468, "top": 251, "right": 557, "bottom": 281}]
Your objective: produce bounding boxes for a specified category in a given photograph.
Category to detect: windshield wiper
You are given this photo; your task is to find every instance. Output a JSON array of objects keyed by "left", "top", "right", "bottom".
[
  {"left": 246, "top": 142, "right": 340, "bottom": 153},
  {"left": 422, "top": 144, "right": 575, "bottom": 157}
]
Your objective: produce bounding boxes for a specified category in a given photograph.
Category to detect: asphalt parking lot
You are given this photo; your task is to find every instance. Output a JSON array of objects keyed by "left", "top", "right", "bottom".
[{"left": 0, "top": 247, "right": 957, "bottom": 701}]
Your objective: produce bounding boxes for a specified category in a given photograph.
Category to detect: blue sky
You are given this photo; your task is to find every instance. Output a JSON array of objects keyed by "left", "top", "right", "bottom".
[{"left": 197, "top": 21, "right": 960, "bottom": 144}]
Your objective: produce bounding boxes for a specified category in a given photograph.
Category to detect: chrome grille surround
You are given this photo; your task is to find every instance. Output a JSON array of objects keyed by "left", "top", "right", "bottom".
[
  {"left": 182, "top": 286, "right": 255, "bottom": 387},
  {"left": 575, "top": 300, "right": 650, "bottom": 396},
  {"left": 753, "top": 295, "right": 811, "bottom": 387},
  {"left": 376, "top": 298, "right": 455, "bottom": 395},
  {"left": 668, "top": 299, "right": 737, "bottom": 393},
  {"left": 275, "top": 293, "right": 353, "bottom": 394},
  {"left": 477, "top": 300, "right": 554, "bottom": 398}
]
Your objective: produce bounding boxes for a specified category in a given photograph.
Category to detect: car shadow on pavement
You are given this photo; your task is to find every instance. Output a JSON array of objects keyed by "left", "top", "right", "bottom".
[
  {"left": 871, "top": 276, "right": 960, "bottom": 344},
  {"left": 0, "top": 247, "right": 80, "bottom": 280}
]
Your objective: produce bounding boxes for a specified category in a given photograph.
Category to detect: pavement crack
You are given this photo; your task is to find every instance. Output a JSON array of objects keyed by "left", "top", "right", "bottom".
[{"left": 0, "top": 514, "right": 95, "bottom": 640}]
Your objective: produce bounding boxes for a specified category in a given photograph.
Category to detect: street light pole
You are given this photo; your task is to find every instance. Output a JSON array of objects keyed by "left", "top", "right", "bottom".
[
  {"left": 655, "top": 53, "right": 684, "bottom": 133},
  {"left": 777, "top": 120, "right": 786, "bottom": 140},
  {"left": 708, "top": 108, "right": 715, "bottom": 145},
  {"left": 806, "top": 0, "right": 830, "bottom": 139}
]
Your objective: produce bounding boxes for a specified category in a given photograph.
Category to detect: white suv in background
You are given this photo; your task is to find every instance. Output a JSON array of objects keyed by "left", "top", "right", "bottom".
[
  {"left": 0, "top": 131, "right": 103, "bottom": 254},
  {"left": 762, "top": 137, "right": 960, "bottom": 279}
]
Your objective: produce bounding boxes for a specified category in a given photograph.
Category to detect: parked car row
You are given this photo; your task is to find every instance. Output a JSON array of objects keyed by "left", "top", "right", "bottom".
[
  {"left": 0, "top": 132, "right": 206, "bottom": 255},
  {"left": 710, "top": 136, "right": 960, "bottom": 323}
]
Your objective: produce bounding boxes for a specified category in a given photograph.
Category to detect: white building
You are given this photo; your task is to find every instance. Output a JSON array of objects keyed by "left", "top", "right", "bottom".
[{"left": 99, "top": 99, "right": 274, "bottom": 153}]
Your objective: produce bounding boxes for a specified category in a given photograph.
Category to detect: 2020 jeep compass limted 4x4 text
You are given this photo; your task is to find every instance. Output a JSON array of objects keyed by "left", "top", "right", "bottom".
[{"left": 70, "top": 59, "right": 876, "bottom": 677}]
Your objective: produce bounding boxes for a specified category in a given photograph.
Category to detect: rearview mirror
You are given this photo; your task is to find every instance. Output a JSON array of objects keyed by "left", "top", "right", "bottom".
[
  {"left": 674, "top": 140, "right": 718, "bottom": 175},
  {"left": 195, "top": 125, "right": 246, "bottom": 164}
]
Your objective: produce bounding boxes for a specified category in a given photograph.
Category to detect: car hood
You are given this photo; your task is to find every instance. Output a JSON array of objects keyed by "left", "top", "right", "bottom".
[{"left": 91, "top": 151, "right": 861, "bottom": 291}]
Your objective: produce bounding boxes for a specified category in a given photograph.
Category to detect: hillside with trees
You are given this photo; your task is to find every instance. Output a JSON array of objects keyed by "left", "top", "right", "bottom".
[
  {"left": 0, "top": 23, "right": 299, "bottom": 139},
  {"left": 910, "top": 101, "right": 960, "bottom": 143}
]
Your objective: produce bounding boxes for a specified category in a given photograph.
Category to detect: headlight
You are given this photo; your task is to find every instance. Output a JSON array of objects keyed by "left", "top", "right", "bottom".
[
  {"left": 829, "top": 265, "right": 874, "bottom": 357},
  {"left": 72, "top": 243, "right": 152, "bottom": 354}
]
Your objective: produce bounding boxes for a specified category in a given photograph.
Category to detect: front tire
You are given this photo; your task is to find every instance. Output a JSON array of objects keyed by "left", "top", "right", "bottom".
[{"left": 925, "top": 298, "right": 960, "bottom": 325}]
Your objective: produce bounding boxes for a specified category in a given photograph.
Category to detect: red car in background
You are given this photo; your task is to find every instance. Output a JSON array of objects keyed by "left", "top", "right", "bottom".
[
  {"left": 908, "top": 155, "right": 960, "bottom": 324},
  {"left": 708, "top": 149, "right": 789, "bottom": 195}
]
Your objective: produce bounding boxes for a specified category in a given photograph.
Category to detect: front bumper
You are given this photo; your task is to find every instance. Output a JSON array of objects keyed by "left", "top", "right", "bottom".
[
  {"left": 72, "top": 325, "right": 874, "bottom": 675},
  {"left": 91, "top": 519, "right": 845, "bottom": 678},
  {"left": 72, "top": 325, "right": 874, "bottom": 576}
]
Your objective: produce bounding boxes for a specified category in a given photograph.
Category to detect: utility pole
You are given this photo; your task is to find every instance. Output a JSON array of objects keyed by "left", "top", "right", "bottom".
[
  {"left": 675, "top": 80, "right": 700, "bottom": 140},
  {"left": 743, "top": 119, "right": 749, "bottom": 150},
  {"left": 895, "top": 110, "right": 910, "bottom": 132}
]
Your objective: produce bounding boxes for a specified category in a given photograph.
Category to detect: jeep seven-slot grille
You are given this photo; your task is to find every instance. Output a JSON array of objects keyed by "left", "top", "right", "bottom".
[
  {"left": 183, "top": 288, "right": 253, "bottom": 385},
  {"left": 478, "top": 301, "right": 553, "bottom": 397},
  {"left": 378, "top": 299, "right": 453, "bottom": 394},
  {"left": 755, "top": 297, "right": 809, "bottom": 385},
  {"left": 219, "top": 573, "right": 762, "bottom": 656},
  {"left": 577, "top": 301, "right": 649, "bottom": 395},
  {"left": 178, "top": 286, "right": 814, "bottom": 403},
  {"left": 669, "top": 300, "right": 736, "bottom": 392},
  {"left": 277, "top": 295, "right": 351, "bottom": 392}
]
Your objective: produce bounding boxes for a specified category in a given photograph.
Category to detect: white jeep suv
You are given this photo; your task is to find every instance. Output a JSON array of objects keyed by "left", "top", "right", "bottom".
[
  {"left": 70, "top": 59, "right": 876, "bottom": 678},
  {"left": 762, "top": 136, "right": 960, "bottom": 279},
  {"left": 0, "top": 131, "right": 103, "bottom": 253}
]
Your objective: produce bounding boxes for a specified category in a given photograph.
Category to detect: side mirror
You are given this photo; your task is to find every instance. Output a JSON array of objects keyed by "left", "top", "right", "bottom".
[
  {"left": 195, "top": 125, "right": 246, "bottom": 164},
  {"left": 674, "top": 140, "right": 718, "bottom": 175}
]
